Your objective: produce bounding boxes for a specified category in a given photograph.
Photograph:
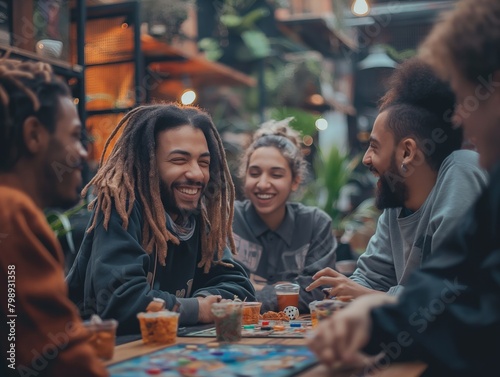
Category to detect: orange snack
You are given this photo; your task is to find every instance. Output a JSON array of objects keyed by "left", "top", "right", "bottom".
[
  {"left": 137, "top": 311, "right": 179, "bottom": 345},
  {"left": 242, "top": 302, "right": 262, "bottom": 325},
  {"left": 146, "top": 297, "right": 166, "bottom": 312},
  {"left": 261, "top": 311, "right": 290, "bottom": 321},
  {"left": 336, "top": 295, "right": 354, "bottom": 303}
]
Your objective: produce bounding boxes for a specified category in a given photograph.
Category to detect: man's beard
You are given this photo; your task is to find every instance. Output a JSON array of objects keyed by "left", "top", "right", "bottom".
[
  {"left": 160, "top": 180, "right": 204, "bottom": 222},
  {"left": 375, "top": 156, "right": 408, "bottom": 210}
]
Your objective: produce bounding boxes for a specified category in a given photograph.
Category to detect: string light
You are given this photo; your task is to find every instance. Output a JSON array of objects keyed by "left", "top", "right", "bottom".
[
  {"left": 352, "top": 0, "right": 370, "bottom": 17},
  {"left": 315, "top": 118, "right": 328, "bottom": 131},
  {"left": 181, "top": 89, "right": 196, "bottom": 105}
]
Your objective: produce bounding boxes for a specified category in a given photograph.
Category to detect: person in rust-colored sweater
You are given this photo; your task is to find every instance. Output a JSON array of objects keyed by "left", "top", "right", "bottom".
[{"left": 0, "top": 58, "right": 107, "bottom": 377}]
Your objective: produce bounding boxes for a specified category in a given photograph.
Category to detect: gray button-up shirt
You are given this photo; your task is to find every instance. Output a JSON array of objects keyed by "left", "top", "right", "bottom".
[{"left": 232, "top": 200, "right": 337, "bottom": 312}]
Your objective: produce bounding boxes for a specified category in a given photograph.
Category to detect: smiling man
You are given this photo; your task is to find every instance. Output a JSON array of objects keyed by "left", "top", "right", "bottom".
[
  {"left": 307, "top": 58, "right": 488, "bottom": 298},
  {"left": 67, "top": 104, "right": 254, "bottom": 335}
]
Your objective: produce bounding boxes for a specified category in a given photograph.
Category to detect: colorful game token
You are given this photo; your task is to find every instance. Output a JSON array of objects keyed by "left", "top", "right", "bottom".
[
  {"left": 290, "top": 322, "right": 302, "bottom": 327},
  {"left": 185, "top": 345, "right": 198, "bottom": 350},
  {"left": 145, "top": 367, "right": 162, "bottom": 375},
  {"left": 243, "top": 324, "right": 255, "bottom": 329},
  {"left": 273, "top": 325, "right": 285, "bottom": 331},
  {"left": 207, "top": 342, "right": 220, "bottom": 348},
  {"left": 261, "top": 321, "right": 270, "bottom": 326}
]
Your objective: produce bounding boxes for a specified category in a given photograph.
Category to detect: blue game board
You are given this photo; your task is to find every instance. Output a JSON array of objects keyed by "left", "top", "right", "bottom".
[{"left": 108, "top": 343, "right": 318, "bottom": 377}]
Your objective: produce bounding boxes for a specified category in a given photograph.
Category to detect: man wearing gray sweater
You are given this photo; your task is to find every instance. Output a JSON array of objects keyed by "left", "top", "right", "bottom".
[{"left": 307, "top": 58, "right": 488, "bottom": 298}]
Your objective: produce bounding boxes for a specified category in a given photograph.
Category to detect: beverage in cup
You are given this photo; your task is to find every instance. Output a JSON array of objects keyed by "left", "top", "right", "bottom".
[
  {"left": 211, "top": 301, "right": 243, "bottom": 342},
  {"left": 275, "top": 283, "right": 300, "bottom": 312}
]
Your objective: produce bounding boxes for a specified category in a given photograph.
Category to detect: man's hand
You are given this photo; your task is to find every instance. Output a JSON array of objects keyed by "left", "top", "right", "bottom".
[
  {"left": 308, "top": 294, "right": 397, "bottom": 368},
  {"left": 306, "top": 267, "right": 379, "bottom": 298},
  {"left": 196, "top": 295, "right": 222, "bottom": 323}
]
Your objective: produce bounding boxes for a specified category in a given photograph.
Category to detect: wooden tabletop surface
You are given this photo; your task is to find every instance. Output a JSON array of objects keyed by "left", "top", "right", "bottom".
[{"left": 105, "top": 336, "right": 427, "bottom": 377}]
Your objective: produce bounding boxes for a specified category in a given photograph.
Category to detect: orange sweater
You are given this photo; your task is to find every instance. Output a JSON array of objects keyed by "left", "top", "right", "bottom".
[{"left": 0, "top": 177, "right": 108, "bottom": 377}]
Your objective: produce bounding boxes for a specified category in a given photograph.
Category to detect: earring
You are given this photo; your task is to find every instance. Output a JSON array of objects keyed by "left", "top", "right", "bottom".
[{"left": 401, "top": 163, "right": 408, "bottom": 173}]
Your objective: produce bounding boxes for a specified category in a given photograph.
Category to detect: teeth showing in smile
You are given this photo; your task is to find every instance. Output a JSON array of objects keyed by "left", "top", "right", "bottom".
[
  {"left": 256, "top": 194, "right": 273, "bottom": 199},
  {"left": 178, "top": 188, "right": 199, "bottom": 195}
]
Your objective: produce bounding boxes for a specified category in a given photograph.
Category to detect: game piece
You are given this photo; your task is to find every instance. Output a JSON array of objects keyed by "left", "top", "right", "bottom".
[
  {"left": 207, "top": 342, "right": 220, "bottom": 348},
  {"left": 243, "top": 324, "right": 255, "bottom": 329},
  {"left": 185, "top": 345, "right": 198, "bottom": 350},
  {"left": 261, "top": 321, "right": 269, "bottom": 326},
  {"left": 145, "top": 367, "right": 162, "bottom": 375},
  {"left": 273, "top": 325, "right": 285, "bottom": 331},
  {"left": 283, "top": 306, "right": 299, "bottom": 320},
  {"left": 290, "top": 322, "right": 301, "bottom": 328},
  {"left": 260, "top": 326, "right": 272, "bottom": 331}
]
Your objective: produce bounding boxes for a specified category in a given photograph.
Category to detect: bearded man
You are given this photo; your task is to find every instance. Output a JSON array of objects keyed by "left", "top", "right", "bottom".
[
  {"left": 307, "top": 58, "right": 488, "bottom": 298},
  {"left": 67, "top": 104, "right": 255, "bottom": 335}
]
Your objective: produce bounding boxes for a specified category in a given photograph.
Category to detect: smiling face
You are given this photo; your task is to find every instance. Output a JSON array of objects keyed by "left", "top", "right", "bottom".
[
  {"left": 363, "top": 111, "right": 408, "bottom": 209},
  {"left": 41, "top": 96, "right": 87, "bottom": 209},
  {"left": 244, "top": 146, "right": 300, "bottom": 227},
  {"left": 155, "top": 125, "right": 210, "bottom": 220},
  {"left": 451, "top": 73, "right": 500, "bottom": 170}
]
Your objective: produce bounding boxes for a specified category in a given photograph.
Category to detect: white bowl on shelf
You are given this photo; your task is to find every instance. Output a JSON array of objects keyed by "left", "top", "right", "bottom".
[{"left": 36, "top": 39, "right": 63, "bottom": 59}]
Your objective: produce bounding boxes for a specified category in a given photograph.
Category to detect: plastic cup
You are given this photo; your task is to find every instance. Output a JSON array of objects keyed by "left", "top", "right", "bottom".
[
  {"left": 315, "top": 299, "right": 348, "bottom": 321},
  {"left": 211, "top": 301, "right": 243, "bottom": 342},
  {"left": 242, "top": 302, "right": 262, "bottom": 325},
  {"left": 82, "top": 319, "right": 118, "bottom": 360},
  {"left": 275, "top": 283, "right": 300, "bottom": 311},
  {"left": 137, "top": 311, "right": 179, "bottom": 345},
  {"left": 309, "top": 300, "right": 318, "bottom": 328}
]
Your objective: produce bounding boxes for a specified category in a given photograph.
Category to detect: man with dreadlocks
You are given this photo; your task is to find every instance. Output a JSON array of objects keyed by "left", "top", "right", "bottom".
[
  {"left": 67, "top": 104, "right": 255, "bottom": 335},
  {"left": 0, "top": 58, "right": 107, "bottom": 376}
]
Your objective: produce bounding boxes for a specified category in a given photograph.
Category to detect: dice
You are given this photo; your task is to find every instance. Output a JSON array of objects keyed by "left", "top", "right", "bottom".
[{"left": 283, "top": 306, "right": 299, "bottom": 320}]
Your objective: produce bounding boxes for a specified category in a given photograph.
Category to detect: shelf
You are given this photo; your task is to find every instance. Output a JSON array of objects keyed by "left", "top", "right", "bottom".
[{"left": 0, "top": 44, "right": 83, "bottom": 78}]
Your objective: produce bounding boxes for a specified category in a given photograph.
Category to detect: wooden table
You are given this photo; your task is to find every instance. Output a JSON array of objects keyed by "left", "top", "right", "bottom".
[{"left": 106, "top": 336, "right": 427, "bottom": 377}]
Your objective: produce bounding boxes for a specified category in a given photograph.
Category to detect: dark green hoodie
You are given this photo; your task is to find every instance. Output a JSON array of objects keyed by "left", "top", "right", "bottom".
[{"left": 67, "top": 200, "right": 255, "bottom": 335}]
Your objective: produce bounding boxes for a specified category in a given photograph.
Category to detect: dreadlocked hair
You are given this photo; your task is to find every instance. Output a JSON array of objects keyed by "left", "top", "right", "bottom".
[
  {"left": 0, "top": 57, "right": 71, "bottom": 171},
  {"left": 83, "top": 103, "right": 236, "bottom": 272}
]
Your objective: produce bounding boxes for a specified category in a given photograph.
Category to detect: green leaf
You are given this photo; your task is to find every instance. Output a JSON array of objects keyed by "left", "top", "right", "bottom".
[
  {"left": 220, "top": 14, "right": 242, "bottom": 28},
  {"left": 269, "top": 107, "right": 319, "bottom": 136},
  {"left": 239, "top": 8, "right": 270, "bottom": 30},
  {"left": 240, "top": 30, "right": 271, "bottom": 59},
  {"left": 198, "top": 38, "right": 223, "bottom": 61}
]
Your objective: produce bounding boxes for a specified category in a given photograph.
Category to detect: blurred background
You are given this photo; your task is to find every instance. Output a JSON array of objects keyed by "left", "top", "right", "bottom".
[{"left": 1, "top": 0, "right": 457, "bottom": 269}]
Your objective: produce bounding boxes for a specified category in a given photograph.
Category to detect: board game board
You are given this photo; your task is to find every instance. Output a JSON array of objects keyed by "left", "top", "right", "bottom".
[
  {"left": 182, "top": 320, "right": 312, "bottom": 338},
  {"left": 108, "top": 343, "right": 318, "bottom": 377}
]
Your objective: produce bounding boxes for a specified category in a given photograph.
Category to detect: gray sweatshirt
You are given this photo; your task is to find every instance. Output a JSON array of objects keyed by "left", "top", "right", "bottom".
[{"left": 351, "top": 150, "right": 488, "bottom": 295}]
